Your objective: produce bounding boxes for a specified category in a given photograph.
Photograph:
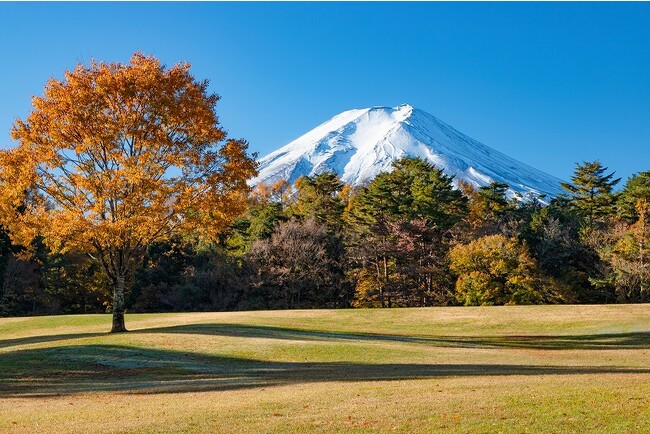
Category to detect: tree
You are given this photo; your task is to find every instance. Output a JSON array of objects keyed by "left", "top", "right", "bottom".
[
  {"left": 618, "top": 171, "right": 650, "bottom": 223},
  {"left": 477, "top": 182, "right": 511, "bottom": 216},
  {"left": 522, "top": 202, "right": 605, "bottom": 302},
  {"left": 0, "top": 53, "right": 257, "bottom": 332},
  {"left": 561, "top": 161, "right": 620, "bottom": 227},
  {"left": 0, "top": 227, "right": 10, "bottom": 307},
  {"left": 346, "top": 157, "right": 467, "bottom": 306},
  {"left": 461, "top": 181, "right": 521, "bottom": 238},
  {"left": 247, "top": 219, "right": 348, "bottom": 309},
  {"left": 291, "top": 173, "right": 346, "bottom": 230},
  {"left": 601, "top": 199, "right": 650, "bottom": 302},
  {"left": 350, "top": 158, "right": 467, "bottom": 227},
  {"left": 223, "top": 180, "right": 295, "bottom": 257},
  {"left": 0, "top": 255, "right": 45, "bottom": 316},
  {"left": 43, "top": 250, "right": 109, "bottom": 314},
  {"left": 449, "top": 235, "right": 571, "bottom": 305},
  {"left": 129, "top": 238, "right": 248, "bottom": 312}
]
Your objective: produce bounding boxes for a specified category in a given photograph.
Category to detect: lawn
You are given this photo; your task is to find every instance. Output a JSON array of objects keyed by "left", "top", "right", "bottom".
[{"left": 0, "top": 305, "right": 648, "bottom": 433}]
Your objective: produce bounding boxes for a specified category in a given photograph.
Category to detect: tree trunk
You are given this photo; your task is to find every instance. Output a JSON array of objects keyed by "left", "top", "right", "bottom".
[
  {"left": 111, "top": 274, "right": 128, "bottom": 333},
  {"left": 639, "top": 207, "right": 646, "bottom": 296},
  {"left": 381, "top": 255, "right": 390, "bottom": 307},
  {"left": 374, "top": 260, "right": 384, "bottom": 308}
]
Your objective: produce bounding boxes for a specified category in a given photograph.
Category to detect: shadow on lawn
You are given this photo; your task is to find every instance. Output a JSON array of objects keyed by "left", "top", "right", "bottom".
[
  {"left": 135, "top": 323, "right": 650, "bottom": 350},
  {"left": 4, "top": 324, "right": 648, "bottom": 351},
  {"left": 0, "top": 333, "right": 106, "bottom": 349},
  {"left": 1, "top": 342, "right": 649, "bottom": 398}
]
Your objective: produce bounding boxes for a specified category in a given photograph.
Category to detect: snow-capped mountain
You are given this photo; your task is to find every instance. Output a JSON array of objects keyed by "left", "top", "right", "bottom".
[{"left": 251, "top": 104, "right": 564, "bottom": 199}]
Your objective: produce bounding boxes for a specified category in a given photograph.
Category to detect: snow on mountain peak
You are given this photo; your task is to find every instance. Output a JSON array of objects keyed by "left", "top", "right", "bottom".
[{"left": 250, "top": 104, "right": 565, "bottom": 200}]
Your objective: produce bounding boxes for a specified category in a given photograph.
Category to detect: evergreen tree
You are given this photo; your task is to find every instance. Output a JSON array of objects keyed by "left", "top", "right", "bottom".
[
  {"left": 247, "top": 202, "right": 286, "bottom": 241},
  {"left": 478, "top": 182, "right": 511, "bottom": 216},
  {"left": 618, "top": 171, "right": 650, "bottom": 222},
  {"left": 291, "top": 173, "right": 345, "bottom": 230},
  {"left": 346, "top": 157, "right": 467, "bottom": 306},
  {"left": 349, "top": 158, "right": 467, "bottom": 229},
  {"left": 522, "top": 201, "right": 606, "bottom": 302},
  {"left": 561, "top": 161, "right": 620, "bottom": 227}
]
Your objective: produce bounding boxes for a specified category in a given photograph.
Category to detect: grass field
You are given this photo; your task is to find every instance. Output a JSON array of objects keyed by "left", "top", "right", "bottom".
[{"left": 0, "top": 305, "right": 648, "bottom": 433}]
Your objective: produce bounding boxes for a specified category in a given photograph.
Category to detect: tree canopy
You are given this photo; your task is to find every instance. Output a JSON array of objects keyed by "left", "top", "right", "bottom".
[
  {"left": 0, "top": 53, "right": 257, "bottom": 331},
  {"left": 561, "top": 160, "right": 620, "bottom": 226},
  {"left": 449, "top": 235, "right": 569, "bottom": 305},
  {"left": 0, "top": 55, "right": 648, "bottom": 317}
]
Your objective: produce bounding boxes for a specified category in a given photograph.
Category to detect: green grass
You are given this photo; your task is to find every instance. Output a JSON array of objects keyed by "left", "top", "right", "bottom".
[{"left": 0, "top": 305, "right": 649, "bottom": 433}]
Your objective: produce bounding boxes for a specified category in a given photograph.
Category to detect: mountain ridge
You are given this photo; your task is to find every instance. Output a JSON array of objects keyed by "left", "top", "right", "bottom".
[{"left": 251, "top": 104, "right": 565, "bottom": 200}]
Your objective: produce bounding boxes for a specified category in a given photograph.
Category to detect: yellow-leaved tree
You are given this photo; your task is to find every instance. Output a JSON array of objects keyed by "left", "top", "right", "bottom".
[{"left": 0, "top": 53, "right": 257, "bottom": 332}]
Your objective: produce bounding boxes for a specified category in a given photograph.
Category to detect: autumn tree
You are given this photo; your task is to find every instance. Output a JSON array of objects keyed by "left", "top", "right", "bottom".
[
  {"left": 618, "top": 171, "right": 650, "bottom": 223},
  {"left": 449, "top": 234, "right": 571, "bottom": 305},
  {"left": 597, "top": 199, "right": 650, "bottom": 302},
  {"left": 459, "top": 180, "right": 535, "bottom": 241},
  {"left": 0, "top": 53, "right": 257, "bottom": 332}
]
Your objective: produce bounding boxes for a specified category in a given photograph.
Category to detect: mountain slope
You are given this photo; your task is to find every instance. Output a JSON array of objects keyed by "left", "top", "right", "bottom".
[{"left": 251, "top": 104, "right": 565, "bottom": 199}]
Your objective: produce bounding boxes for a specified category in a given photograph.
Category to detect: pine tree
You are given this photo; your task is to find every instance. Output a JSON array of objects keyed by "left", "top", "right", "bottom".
[
  {"left": 561, "top": 161, "right": 620, "bottom": 227},
  {"left": 478, "top": 182, "right": 511, "bottom": 217},
  {"left": 618, "top": 171, "right": 650, "bottom": 222},
  {"left": 291, "top": 173, "right": 345, "bottom": 230},
  {"left": 345, "top": 157, "right": 467, "bottom": 306}
]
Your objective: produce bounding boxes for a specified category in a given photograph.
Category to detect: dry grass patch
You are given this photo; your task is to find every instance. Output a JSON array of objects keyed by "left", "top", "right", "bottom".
[{"left": 0, "top": 305, "right": 648, "bottom": 432}]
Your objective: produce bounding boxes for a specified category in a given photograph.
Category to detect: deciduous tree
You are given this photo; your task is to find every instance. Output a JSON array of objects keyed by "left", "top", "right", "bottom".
[
  {"left": 618, "top": 171, "right": 650, "bottom": 223},
  {"left": 449, "top": 234, "right": 570, "bottom": 305},
  {"left": 0, "top": 53, "right": 257, "bottom": 331},
  {"left": 601, "top": 199, "right": 650, "bottom": 302},
  {"left": 248, "top": 219, "right": 347, "bottom": 309}
]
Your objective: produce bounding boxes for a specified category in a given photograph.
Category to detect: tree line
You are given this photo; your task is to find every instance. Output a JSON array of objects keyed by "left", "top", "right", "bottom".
[
  {"left": 0, "top": 53, "right": 647, "bottom": 329},
  {"left": 1, "top": 156, "right": 648, "bottom": 317}
]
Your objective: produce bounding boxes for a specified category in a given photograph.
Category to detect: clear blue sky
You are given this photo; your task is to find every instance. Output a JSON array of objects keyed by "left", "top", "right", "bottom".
[{"left": 1, "top": 2, "right": 649, "bottom": 183}]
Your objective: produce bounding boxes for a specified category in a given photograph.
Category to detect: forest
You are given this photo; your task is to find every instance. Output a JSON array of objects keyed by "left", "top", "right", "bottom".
[
  {"left": 0, "top": 54, "right": 648, "bottom": 319},
  {"left": 0, "top": 156, "right": 648, "bottom": 316}
]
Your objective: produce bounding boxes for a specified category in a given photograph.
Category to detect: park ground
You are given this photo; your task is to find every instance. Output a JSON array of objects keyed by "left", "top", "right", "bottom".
[{"left": 0, "top": 305, "right": 648, "bottom": 433}]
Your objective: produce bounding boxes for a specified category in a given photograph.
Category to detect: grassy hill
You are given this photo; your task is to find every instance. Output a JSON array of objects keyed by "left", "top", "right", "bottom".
[{"left": 1, "top": 305, "right": 649, "bottom": 433}]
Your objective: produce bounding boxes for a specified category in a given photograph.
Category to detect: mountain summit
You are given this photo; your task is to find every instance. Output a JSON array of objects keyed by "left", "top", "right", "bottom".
[{"left": 251, "top": 104, "right": 564, "bottom": 199}]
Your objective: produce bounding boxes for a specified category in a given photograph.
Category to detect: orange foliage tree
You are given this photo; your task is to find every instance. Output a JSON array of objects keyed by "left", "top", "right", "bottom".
[{"left": 0, "top": 53, "right": 257, "bottom": 332}]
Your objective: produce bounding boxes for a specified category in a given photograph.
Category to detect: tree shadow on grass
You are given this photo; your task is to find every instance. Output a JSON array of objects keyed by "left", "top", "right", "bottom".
[
  {"left": 1, "top": 344, "right": 649, "bottom": 398},
  {"left": 135, "top": 323, "right": 650, "bottom": 350},
  {"left": 2, "top": 324, "right": 648, "bottom": 351},
  {"left": 0, "top": 333, "right": 106, "bottom": 349}
]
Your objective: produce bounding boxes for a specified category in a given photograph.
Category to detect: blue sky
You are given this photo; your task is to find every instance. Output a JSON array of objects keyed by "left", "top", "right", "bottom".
[{"left": 1, "top": 2, "right": 649, "bottom": 182}]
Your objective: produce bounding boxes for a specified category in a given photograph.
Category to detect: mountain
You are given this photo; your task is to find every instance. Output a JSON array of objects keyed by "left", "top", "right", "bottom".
[{"left": 250, "top": 104, "right": 565, "bottom": 199}]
